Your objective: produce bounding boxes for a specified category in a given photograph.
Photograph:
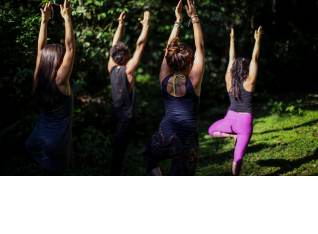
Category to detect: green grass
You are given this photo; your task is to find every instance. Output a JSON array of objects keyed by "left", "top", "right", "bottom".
[{"left": 196, "top": 110, "right": 318, "bottom": 176}]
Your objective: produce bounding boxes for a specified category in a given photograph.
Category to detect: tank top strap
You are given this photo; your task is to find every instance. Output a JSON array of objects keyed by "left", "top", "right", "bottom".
[
  {"left": 161, "top": 74, "right": 173, "bottom": 90},
  {"left": 185, "top": 77, "right": 196, "bottom": 94}
]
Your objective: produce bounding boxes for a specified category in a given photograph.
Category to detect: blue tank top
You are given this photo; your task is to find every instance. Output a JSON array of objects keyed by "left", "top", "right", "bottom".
[
  {"left": 25, "top": 88, "right": 74, "bottom": 173},
  {"left": 160, "top": 75, "right": 200, "bottom": 131}
]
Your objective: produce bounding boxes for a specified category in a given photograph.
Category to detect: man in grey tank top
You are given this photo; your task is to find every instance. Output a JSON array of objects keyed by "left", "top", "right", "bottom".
[{"left": 107, "top": 11, "right": 151, "bottom": 175}]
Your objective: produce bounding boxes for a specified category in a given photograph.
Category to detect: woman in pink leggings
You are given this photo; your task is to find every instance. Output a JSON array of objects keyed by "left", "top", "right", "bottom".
[{"left": 208, "top": 26, "right": 262, "bottom": 175}]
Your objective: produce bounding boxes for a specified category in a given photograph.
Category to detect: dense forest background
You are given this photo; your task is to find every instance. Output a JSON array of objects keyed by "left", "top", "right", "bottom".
[{"left": 1, "top": 0, "right": 318, "bottom": 175}]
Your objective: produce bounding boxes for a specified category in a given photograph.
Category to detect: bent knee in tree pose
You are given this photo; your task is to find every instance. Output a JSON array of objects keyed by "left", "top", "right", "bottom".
[
  {"left": 25, "top": 0, "right": 76, "bottom": 175},
  {"left": 142, "top": 0, "right": 205, "bottom": 176},
  {"left": 208, "top": 26, "right": 262, "bottom": 176},
  {"left": 108, "top": 11, "right": 150, "bottom": 176}
]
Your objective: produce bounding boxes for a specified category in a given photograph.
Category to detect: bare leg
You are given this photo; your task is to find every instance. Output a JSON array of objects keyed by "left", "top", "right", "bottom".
[
  {"left": 151, "top": 167, "right": 162, "bottom": 176},
  {"left": 212, "top": 131, "right": 237, "bottom": 146},
  {"left": 231, "top": 161, "right": 242, "bottom": 176}
]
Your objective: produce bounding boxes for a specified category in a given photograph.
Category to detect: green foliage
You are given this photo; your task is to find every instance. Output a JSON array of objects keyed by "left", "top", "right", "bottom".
[
  {"left": 267, "top": 99, "right": 283, "bottom": 115},
  {"left": 285, "top": 99, "right": 303, "bottom": 116}
]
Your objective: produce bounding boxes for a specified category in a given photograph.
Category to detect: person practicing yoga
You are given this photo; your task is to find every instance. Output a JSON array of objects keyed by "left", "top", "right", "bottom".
[
  {"left": 208, "top": 26, "right": 262, "bottom": 176},
  {"left": 108, "top": 11, "right": 150, "bottom": 175},
  {"left": 142, "top": 0, "right": 204, "bottom": 176},
  {"left": 25, "top": 0, "right": 76, "bottom": 176}
]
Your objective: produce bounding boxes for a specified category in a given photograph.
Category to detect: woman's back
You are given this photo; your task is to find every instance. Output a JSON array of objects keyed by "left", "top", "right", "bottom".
[
  {"left": 228, "top": 79, "right": 253, "bottom": 114},
  {"left": 161, "top": 75, "right": 200, "bottom": 130},
  {"left": 25, "top": 88, "right": 74, "bottom": 173}
]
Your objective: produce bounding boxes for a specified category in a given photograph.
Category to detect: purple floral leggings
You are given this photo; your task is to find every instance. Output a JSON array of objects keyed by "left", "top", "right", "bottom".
[{"left": 208, "top": 110, "right": 253, "bottom": 164}]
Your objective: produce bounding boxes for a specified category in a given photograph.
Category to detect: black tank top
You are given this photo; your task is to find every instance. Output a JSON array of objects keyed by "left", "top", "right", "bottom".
[
  {"left": 228, "top": 79, "right": 253, "bottom": 114},
  {"left": 110, "top": 66, "right": 137, "bottom": 118}
]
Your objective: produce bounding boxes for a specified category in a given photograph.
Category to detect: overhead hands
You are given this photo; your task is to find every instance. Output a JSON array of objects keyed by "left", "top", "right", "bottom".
[
  {"left": 175, "top": 0, "right": 183, "bottom": 23},
  {"left": 185, "top": 0, "right": 197, "bottom": 18},
  {"left": 40, "top": 2, "right": 51, "bottom": 23},
  {"left": 254, "top": 26, "right": 262, "bottom": 41},
  {"left": 138, "top": 11, "right": 151, "bottom": 26},
  {"left": 230, "top": 28, "right": 235, "bottom": 41},
  {"left": 118, "top": 11, "right": 126, "bottom": 26},
  {"left": 60, "top": 0, "right": 72, "bottom": 20}
]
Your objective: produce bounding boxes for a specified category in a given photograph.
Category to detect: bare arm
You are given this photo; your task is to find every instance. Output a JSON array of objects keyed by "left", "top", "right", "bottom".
[
  {"left": 186, "top": 0, "right": 205, "bottom": 96},
  {"left": 125, "top": 11, "right": 151, "bottom": 89},
  {"left": 247, "top": 26, "right": 262, "bottom": 85},
  {"left": 56, "top": 0, "right": 76, "bottom": 87},
  {"left": 225, "top": 28, "right": 236, "bottom": 89},
  {"left": 34, "top": 2, "right": 51, "bottom": 79},
  {"left": 159, "top": 0, "right": 183, "bottom": 83},
  {"left": 108, "top": 11, "right": 126, "bottom": 73}
]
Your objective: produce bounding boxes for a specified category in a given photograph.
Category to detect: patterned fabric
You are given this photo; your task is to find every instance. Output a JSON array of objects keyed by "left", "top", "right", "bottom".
[
  {"left": 142, "top": 75, "right": 200, "bottom": 176},
  {"left": 142, "top": 126, "right": 199, "bottom": 176}
]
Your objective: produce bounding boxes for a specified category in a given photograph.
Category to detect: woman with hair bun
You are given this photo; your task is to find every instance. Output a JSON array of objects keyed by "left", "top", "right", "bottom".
[
  {"left": 208, "top": 27, "right": 262, "bottom": 176},
  {"left": 142, "top": 0, "right": 204, "bottom": 176},
  {"left": 25, "top": 0, "right": 76, "bottom": 175},
  {"left": 108, "top": 11, "right": 150, "bottom": 175}
]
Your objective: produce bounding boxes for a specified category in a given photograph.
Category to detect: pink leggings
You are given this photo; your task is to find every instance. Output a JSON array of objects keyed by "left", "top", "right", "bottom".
[{"left": 208, "top": 110, "right": 253, "bottom": 164}]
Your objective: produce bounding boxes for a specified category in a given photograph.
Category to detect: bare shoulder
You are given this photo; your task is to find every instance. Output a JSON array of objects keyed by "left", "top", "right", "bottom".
[{"left": 243, "top": 76, "right": 254, "bottom": 92}]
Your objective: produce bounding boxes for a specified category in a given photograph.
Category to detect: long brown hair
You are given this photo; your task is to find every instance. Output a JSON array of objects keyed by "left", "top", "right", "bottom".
[
  {"left": 230, "top": 57, "right": 249, "bottom": 99},
  {"left": 32, "top": 44, "right": 66, "bottom": 107},
  {"left": 164, "top": 37, "right": 194, "bottom": 73}
]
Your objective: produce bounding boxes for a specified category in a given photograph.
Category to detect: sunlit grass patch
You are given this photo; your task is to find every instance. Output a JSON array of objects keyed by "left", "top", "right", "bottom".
[{"left": 196, "top": 110, "right": 318, "bottom": 176}]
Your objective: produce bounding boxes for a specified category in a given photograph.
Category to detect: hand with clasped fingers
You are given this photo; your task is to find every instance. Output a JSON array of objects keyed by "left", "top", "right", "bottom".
[
  {"left": 138, "top": 11, "right": 151, "bottom": 26},
  {"left": 40, "top": 2, "right": 51, "bottom": 23},
  {"left": 254, "top": 26, "right": 262, "bottom": 41},
  {"left": 185, "top": 0, "right": 197, "bottom": 18},
  {"left": 60, "top": 0, "right": 72, "bottom": 20}
]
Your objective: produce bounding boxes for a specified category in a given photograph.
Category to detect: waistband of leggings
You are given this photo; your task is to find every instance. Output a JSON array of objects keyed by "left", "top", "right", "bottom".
[{"left": 226, "top": 110, "right": 253, "bottom": 119}]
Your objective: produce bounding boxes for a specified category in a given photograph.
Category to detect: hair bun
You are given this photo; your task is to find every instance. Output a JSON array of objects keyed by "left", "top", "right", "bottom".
[{"left": 164, "top": 37, "right": 194, "bottom": 73}]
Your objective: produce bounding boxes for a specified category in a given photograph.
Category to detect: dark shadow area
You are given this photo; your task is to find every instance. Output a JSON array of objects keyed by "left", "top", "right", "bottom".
[
  {"left": 257, "top": 148, "right": 318, "bottom": 176},
  {"left": 198, "top": 143, "right": 268, "bottom": 169}
]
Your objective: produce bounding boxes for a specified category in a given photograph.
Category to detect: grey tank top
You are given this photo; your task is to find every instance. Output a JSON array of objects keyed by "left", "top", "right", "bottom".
[
  {"left": 110, "top": 66, "right": 137, "bottom": 118},
  {"left": 25, "top": 87, "right": 74, "bottom": 173},
  {"left": 228, "top": 79, "right": 254, "bottom": 114}
]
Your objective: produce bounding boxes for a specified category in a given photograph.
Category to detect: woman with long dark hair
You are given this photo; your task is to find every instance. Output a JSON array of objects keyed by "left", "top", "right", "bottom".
[
  {"left": 142, "top": 0, "right": 204, "bottom": 176},
  {"left": 208, "top": 27, "right": 262, "bottom": 176},
  {"left": 25, "top": 0, "right": 76, "bottom": 176},
  {"left": 108, "top": 11, "right": 151, "bottom": 175}
]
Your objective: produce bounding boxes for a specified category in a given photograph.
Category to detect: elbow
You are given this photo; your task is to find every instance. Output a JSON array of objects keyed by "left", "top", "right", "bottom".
[
  {"left": 67, "top": 47, "right": 76, "bottom": 54},
  {"left": 128, "top": 78, "right": 135, "bottom": 87},
  {"left": 253, "top": 56, "right": 259, "bottom": 63},
  {"left": 136, "top": 40, "right": 146, "bottom": 49},
  {"left": 197, "top": 42, "right": 204, "bottom": 52}
]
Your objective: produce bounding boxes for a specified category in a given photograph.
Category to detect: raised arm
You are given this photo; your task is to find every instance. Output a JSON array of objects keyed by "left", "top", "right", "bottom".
[
  {"left": 125, "top": 11, "right": 151, "bottom": 89},
  {"left": 108, "top": 11, "right": 126, "bottom": 73},
  {"left": 159, "top": 0, "right": 183, "bottom": 83},
  {"left": 34, "top": 2, "right": 51, "bottom": 79},
  {"left": 55, "top": 0, "right": 76, "bottom": 90},
  {"left": 185, "top": 0, "right": 205, "bottom": 96},
  {"left": 225, "top": 28, "right": 236, "bottom": 85},
  {"left": 247, "top": 26, "right": 262, "bottom": 85}
]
